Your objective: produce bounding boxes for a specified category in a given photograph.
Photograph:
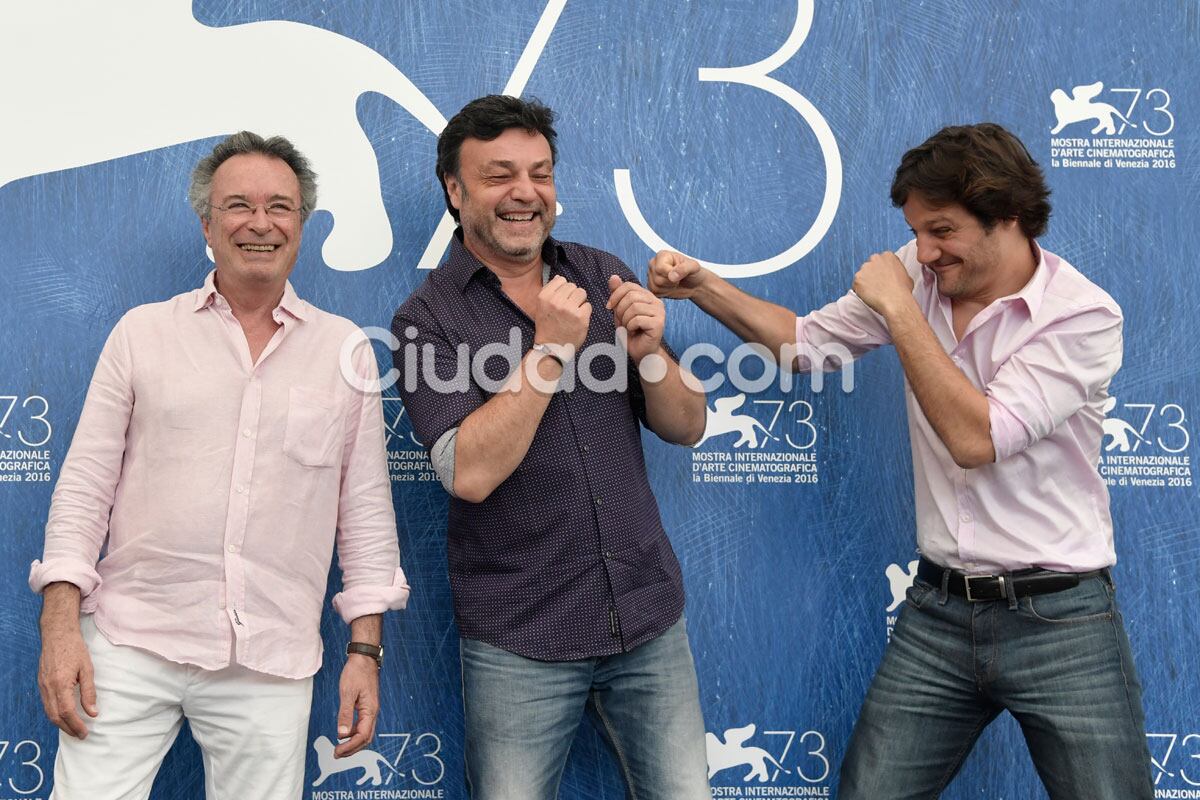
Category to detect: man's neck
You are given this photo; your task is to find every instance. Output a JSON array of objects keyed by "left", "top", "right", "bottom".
[
  {"left": 956, "top": 238, "right": 1039, "bottom": 311},
  {"left": 213, "top": 271, "right": 286, "bottom": 325}
]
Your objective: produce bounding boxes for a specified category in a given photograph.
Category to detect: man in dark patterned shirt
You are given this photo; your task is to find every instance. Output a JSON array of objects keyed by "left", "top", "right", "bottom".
[{"left": 392, "top": 95, "right": 710, "bottom": 799}]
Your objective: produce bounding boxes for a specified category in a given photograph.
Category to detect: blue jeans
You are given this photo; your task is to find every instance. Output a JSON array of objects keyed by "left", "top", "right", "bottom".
[
  {"left": 459, "top": 617, "right": 711, "bottom": 800},
  {"left": 839, "top": 571, "right": 1154, "bottom": 799}
]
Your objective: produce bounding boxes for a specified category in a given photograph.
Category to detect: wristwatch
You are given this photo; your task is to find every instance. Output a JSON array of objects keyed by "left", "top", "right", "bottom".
[{"left": 346, "top": 641, "right": 384, "bottom": 668}]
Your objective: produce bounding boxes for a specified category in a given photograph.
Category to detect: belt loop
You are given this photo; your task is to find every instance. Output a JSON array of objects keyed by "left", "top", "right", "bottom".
[
  {"left": 938, "top": 567, "right": 950, "bottom": 605},
  {"left": 1004, "top": 572, "right": 1018, "bottom": 610}
]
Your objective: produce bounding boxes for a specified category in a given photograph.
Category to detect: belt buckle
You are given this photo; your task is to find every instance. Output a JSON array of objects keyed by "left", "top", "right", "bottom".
[{"left": 964, "top": 574, "right": 1003, "bottom": 602}]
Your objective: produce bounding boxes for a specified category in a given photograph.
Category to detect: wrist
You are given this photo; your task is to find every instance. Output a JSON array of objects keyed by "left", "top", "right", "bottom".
[
  {"left": 346, "top": 641, "right": 383, "bottom": 668},
  {"left": 880, "top": 292, "right": 919, "bottom": 324}
]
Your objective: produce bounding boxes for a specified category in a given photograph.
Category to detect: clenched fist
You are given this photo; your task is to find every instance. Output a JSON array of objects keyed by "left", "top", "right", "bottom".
[
  {"left": 607, "top": 275, "right": 665, "bottom": 364},
  {"left": 647, "top": 250, "right": 708, "bottom": 300},
  {"left": 534, "top": 275, "right": 592, "bottom": 352},
  {"left": 852, "top": 252, "right": 915, "bottom": 317}
]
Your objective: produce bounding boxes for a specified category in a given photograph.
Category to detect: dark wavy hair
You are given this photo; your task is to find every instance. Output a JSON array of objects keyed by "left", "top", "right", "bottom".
[
  {"left": 890, "top": 123, "right": 1051, "bottom": 238},
  {"left": 436, "top": 95, "right": 558, "bottom": 222}
]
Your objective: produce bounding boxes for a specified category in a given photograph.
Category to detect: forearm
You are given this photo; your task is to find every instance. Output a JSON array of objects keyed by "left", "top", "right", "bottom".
[
  {"left": 453, "top": 350, "right": 562, "bottom": 502},
  {"left": 40, "top": 582, "right": 83, "bottom": 636},
  {"left": 885, "top": 299, "right": 995, "bottom": 468},
  {"left": 348, "top": 613, "right": 382, "bottom": 646},
  {"left": 641, "top": 347, "right": 706, "bottom": 445},
  {"left": 691, "top": 274, "right": 799, "bottom": 365}
]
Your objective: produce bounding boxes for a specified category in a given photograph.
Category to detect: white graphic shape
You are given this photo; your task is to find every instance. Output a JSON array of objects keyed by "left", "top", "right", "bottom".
[
  {"left": 706, "top": 724, "right": 789, "bottom": 783},
  {"left": 0, "top": 2, "right": 446, "bottom": 271},
  {"left": 417, "top": 0, "right": 568, "bottom": 269},
  {"left": 615, "top": 0, "right": 842, "bottom": 278},
  {"left": 695, "top": 394, "right": 777, "bottom": 449},
  {"left": 1049, "top": 82, "right": 1136, "bottom": 135},
  {"left": 885, "top": 560, "right": 919, "bottom": 613},
  {"left": 310, "top": 735, "right": 401, "bottom": 787},
  {"left": 1101, "top": 397, "right": 1147, "bottom": 453}
]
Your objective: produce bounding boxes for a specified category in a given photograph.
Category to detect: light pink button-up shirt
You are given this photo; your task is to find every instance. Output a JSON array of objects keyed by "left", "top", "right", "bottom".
[
  {"left": 796, "top": 242, "right": 1122, "bottom": 573},
  {"left": 30, "top": 272, "right": 410, "bottom": 678}
]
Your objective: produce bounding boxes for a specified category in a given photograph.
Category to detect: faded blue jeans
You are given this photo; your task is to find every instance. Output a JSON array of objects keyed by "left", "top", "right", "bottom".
[
  {"left": 839, "top": 570, "right": 1154, "bottom": 799},
  {"left": 459, "top": 617, "right": 711, "bottom": 800}
]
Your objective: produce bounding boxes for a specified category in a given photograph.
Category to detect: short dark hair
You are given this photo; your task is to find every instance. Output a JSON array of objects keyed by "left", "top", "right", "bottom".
[
  {"left": 890, "top": 123, "right": 1051, "bottom": 239},
  {"left": 189, "top": 131, "right": 318, "bottom": 222},
  {"left": 436, "top": 95, "right": 558, "bottom": 222}
]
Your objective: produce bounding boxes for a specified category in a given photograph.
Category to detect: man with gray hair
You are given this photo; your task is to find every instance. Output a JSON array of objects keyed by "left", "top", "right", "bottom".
[{"left": 30, "top": 131, "right": 410, "bottom": 798}]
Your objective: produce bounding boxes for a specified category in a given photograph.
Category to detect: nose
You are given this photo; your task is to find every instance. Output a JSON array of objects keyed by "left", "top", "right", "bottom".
[
  {"left": 509, "top": 172, "right": 537, "bottom": 203},
  {"left": 914, "top": 234, "right": 941, "bottom": 266},
  {"left": 247, "top": 204, "right": 274, "bottom": 233}
]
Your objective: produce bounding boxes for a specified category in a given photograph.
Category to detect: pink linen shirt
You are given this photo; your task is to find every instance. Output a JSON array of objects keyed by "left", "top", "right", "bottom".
[
  {"left": 796, "top": 241, "right": 1123, "bottom": 574},
  {"left": 29, "top": 272, "right": 410, "bottom": 679}
]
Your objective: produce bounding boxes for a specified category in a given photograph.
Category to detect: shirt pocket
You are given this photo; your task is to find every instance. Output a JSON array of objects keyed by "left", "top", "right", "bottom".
[{"left": 283, "top": 388, "right": 342, "bottom": 468}]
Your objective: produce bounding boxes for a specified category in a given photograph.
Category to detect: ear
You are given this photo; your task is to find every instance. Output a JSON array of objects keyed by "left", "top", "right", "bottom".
[
  {"left": 200, "top": 214, "right": 213, "bottom": 246},
  {"left": 444, "top": 173, "right": 464, "bottom": 211}
]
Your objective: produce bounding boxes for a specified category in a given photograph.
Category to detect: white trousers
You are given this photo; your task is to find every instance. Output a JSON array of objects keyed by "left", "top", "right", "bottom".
[{"left": 51, "top": 615, "right": 313, "bottom": 800}]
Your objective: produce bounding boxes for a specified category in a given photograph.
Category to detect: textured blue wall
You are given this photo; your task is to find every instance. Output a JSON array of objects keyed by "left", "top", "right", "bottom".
[{"left": 0, "top": 1, "right": 1195, "bottom": 797}]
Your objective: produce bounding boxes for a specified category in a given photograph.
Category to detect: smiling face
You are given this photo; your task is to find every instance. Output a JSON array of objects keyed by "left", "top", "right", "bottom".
[
  {"left": 444, "top": 127, "right": 556, "bottom": 272},
  {"left": 201, "top": 152, "right": 303, "bottom": 291},
  {"left": 902, "top": 192, "right": 1015, "bottom": 302}
]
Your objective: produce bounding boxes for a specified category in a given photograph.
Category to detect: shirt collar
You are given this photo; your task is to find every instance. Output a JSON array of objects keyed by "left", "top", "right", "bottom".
[
  {"left": 999, "top": 240, "right": 1053, "bottom": 318},
  {"left": 441, "top": 228, "right": 566, "bottom": 292},
  {"left": 917, "top": 239, "right": 1054, "bottom": 318},
  {"left": 192, "top": 269, "right": 309, "bottom": 321}
]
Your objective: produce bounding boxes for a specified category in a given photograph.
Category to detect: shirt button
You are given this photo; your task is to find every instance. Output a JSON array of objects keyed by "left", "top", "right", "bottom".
[
  {"left": 236, "top": 484, "right": 247, "bottom": 494},
  {"left": 242, "top": 429, "right": 252, "bottom": 438},
  {"left": 959, "top": 513, "right": 972, "bottom": 523},
  {"left": 582, "top": 444, "right": 590, "bottom": 453},
  {"left": 595, "top": 497, "right": 603, "bottom": 506},
  {"left": 604, "top": 550, "right": 613, "bottom": 559},
  {"left": 227, "top": 544, "right": 237, "bottom": 553}
]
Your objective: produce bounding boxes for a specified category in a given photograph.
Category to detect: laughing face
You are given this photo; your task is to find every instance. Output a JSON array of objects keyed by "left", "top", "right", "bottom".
[
  {"left": 201, "top": 152, "right": 303, "bottom": 290},
  {"left": 444, "top": 127, "right": 556, "bottom": 271}
]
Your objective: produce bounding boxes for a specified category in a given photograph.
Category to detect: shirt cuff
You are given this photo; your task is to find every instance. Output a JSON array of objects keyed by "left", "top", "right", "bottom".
[
  {"left": 28, "top": 560, "right": 103, "bottom": 611},
  {"left": 331, "top": 566, "right": 412, "bottom": 625},
  {"left": 987, "top": 395, "right": 1032, "bottom": 463}
]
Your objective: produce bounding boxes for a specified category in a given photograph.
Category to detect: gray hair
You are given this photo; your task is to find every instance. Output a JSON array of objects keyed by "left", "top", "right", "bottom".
[{"left": 188, "top": 131, "right": 318, "bottom": 222}]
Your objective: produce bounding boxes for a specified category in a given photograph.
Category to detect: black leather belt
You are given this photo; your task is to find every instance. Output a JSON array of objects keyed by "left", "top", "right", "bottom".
[{"left": 916, "top": 557, "right": 1108, "bottom": 602}]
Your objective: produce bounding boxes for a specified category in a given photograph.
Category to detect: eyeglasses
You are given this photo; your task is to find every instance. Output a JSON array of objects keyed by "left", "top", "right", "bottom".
[{"left": 211, "top": 200, "right": 301, "bottom": 219}]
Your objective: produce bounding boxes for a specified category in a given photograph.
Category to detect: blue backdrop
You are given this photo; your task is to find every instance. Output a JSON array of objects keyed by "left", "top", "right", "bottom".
[{"left": 1, "top": 1, "right": 1195, "bottom": 797}]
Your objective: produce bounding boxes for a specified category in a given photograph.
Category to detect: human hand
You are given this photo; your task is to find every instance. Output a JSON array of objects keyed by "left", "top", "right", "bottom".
[
  {"left": 852, "top": 252, "right": 915, "bottom": 317},
  {"left": 534, "top": 275, "right": 592, "bottom": 353},
  {"left": 334, "top": 654, "right": 380, "bottom": 758},
  {"left": 607, "top": 275, "right": 665, "bottom": 364},
  {"left": 37, "top": 626, "right": 98, "bottom": 739},
  {"left": 647, "top": 250, "right": 708, "bottom": 300}
]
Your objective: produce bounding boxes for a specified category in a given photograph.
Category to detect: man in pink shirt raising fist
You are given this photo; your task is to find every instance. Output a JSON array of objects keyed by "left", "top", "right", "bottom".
[
  {"left": 30, "top": 131, "right": 410, "bottom": 799},
  {"left": 650, "top": 123, "right": 1153, "bottom": 800}
]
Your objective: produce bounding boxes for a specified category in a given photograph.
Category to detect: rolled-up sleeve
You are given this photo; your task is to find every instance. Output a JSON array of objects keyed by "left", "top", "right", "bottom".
[
  {"left": 987, "top": 305, "right": 1123, "bottom": 462},
  {"left": 331, "top": 332, "right": 410, "bottom": 623},
  {"left": 793, "top": 243, "right": 923, "bottom": 371},
  {"left": 29, "top": 319, "right": 134, "bottom": 605}
]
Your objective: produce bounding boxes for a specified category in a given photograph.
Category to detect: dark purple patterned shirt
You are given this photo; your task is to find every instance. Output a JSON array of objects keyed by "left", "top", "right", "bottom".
[{"left": 392, "top": 232, "right": 685, "bottom": 661}]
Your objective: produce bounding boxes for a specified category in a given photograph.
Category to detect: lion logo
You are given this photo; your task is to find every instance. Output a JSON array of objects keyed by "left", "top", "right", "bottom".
[
  {"left": 706, "top": 723, "right": 789, "bottom": 783},
  {"left": 1050, "top": 81, "right": 1135, "bottom": 136},
  {"left": 310, "top": 735, "right": 401, "bottom": 787},
  {"left": 0, "top": 0, "right": 446, "bottom": 271},
  {"left": 885, "top": 559, "right": 919, "bottom": 613},
  {"left": 1101, "top": 396, "right": 1147, "bottom": 453},
  {"left": 695, "top": 394, "right": 777, "bottom": 449}
]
